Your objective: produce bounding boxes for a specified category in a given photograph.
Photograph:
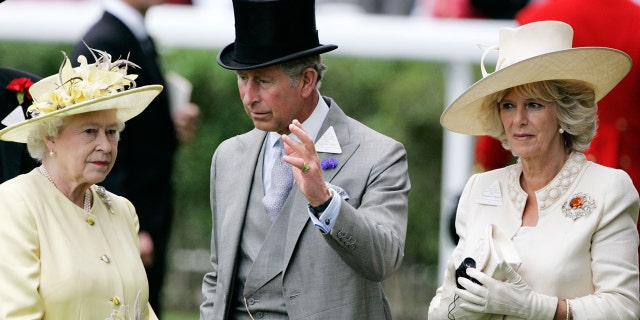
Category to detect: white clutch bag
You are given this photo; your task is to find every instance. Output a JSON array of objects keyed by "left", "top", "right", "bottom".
[{"left": 474, "top": 224, "right": 521, "bottom": 281}]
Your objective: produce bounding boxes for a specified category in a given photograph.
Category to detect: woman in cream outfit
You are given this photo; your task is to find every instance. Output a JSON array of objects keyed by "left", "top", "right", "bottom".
[
  {"left": 428, "top": 21, "right": 640, "bottom": 319},
  {"left": 0, "top": 49, "right": 162, "bottom": 319}
]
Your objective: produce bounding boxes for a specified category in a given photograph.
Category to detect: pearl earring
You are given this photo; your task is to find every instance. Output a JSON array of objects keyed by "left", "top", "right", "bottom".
[
  {"left": 559, "top": 128, "right": 565, "bottom": 134},
  {"left": 49, "top": 150, "right": 54, "bottom": 157}
]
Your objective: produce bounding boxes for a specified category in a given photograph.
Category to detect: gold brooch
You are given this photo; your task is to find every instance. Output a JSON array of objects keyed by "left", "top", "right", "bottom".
[{"left": 562, "top": 192, "right": 596, "bottom": 220}]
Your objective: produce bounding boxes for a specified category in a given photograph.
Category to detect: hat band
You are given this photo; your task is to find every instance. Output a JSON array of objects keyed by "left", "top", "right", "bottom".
[{"left": 233, "top": 36, "right": 321, "bottom": 65}]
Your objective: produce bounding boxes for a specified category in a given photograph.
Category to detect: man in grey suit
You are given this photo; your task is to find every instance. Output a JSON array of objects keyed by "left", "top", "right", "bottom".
[{"left": 200, "top": 0, "right": 410, "bottom": 319}]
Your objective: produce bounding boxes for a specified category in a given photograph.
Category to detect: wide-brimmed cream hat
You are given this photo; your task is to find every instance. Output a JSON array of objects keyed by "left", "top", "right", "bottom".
[
  {"left": 440, "top": 20, "right": 632, "bottom": 136},
  {"left": 0, "top": 50, "right": 162, "bottom": 143}
]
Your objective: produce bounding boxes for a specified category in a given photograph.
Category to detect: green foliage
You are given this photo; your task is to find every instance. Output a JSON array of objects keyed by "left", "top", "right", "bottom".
[
  {"left": 0, "top": 43, "right": 448, "bottom": 315},
  {"left": 0, "top": 41, "right": 73, "bottom": 75},
  {"left": 320, "top": 56, "right": 445, "bottom": 264},
  {"left": 164, "top": 311, "right": 199, "bottom": 320}
]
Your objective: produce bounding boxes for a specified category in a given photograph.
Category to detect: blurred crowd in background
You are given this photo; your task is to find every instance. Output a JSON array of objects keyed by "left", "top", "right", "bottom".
[{"left": 23, "top": 0, "right": 533, "bottom": 17}]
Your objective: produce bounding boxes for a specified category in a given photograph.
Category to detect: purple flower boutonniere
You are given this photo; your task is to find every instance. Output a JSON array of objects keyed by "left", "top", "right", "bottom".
[{"left": 321, "top": 157, "right": 338, "bottom": 170}]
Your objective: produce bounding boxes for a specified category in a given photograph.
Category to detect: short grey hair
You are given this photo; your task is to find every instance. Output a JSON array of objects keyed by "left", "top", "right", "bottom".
[
  {"left": 280, "top": 55, "right": 327, "bottom": 90},
  {"left": 25, "top": 114, "right": 125, "bottom": 161},
  {"left": 482, "top": 80, "right": 597, "bottom": 153},
  {"left": 26, "top": 117, "right": 66, "bottom": 162}
]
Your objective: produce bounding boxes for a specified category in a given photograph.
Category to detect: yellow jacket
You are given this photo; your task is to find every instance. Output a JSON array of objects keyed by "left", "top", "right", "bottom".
[{"left": 0, "top": 169, "right": 157, "bottom": 320}]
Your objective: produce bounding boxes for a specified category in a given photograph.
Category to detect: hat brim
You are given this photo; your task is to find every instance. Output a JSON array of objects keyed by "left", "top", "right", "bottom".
[
  {"left": 0, "top": 84, "right": 163, "bottom": 143},
  {"left": 441, "top": 47, "right": 631, "bottom": 136},
  {"left": 217, "top": 43, "right": 338, "bottom": 70}
]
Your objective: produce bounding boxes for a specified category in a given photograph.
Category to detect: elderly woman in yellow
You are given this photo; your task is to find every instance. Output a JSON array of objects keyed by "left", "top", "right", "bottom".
[
  {"left": 0, "top": 49, "right": 162, "bottom": 319},
  {"left": 428, "top": 21, "right": 640, "bottom": 319}
]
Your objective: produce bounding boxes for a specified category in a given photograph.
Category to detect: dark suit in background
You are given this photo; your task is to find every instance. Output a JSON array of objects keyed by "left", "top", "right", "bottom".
[
  {"left": 71, "top": 6, "right": 177, "bottom": 317},
  {"left": 0, "top": 67, "right": 40, "bottom": 183}
]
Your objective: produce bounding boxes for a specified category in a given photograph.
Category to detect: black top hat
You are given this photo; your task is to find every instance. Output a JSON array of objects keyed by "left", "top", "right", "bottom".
[{"left": 217, "top": 0, "right": 338, "bottom": 70}]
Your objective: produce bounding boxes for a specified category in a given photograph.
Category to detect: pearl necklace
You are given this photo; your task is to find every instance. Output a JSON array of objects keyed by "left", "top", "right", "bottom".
[{"left": 39, "top": 165, "right": 92, "bottom": 212}]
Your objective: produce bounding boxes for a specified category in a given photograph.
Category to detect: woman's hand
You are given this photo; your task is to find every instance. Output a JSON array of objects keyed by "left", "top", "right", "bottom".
[{"left": 455, "top": 261, "right": 558, "bottom": 320}]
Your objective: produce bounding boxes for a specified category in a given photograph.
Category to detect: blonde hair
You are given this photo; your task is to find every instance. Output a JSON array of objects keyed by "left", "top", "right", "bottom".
[{"left": 481, "top": 80, "right": 597, "bottom": 153}]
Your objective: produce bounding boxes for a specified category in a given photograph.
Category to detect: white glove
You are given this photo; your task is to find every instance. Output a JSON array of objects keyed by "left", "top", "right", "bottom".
[
  {"left": 454, "top": 261, "right": 558, "bottom": 320},
  {"left": 428, "top": 260, "right": 485, "bottom": 320}
]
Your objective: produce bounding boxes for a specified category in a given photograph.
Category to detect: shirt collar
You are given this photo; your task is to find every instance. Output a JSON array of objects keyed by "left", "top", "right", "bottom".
[
  {"left": 104, "top": 0, "right": 149, "bottom": 41},
  {"left": 266, "top": 93, "right": 329, "bottom": 147}
]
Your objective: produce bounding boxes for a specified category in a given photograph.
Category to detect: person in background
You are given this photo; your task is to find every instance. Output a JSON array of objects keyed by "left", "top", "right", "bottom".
[
  {"left": 469, "top": 0, "right": 529, "bottom": 19},
  {"left": 200, "top": 0, "right": 410, "bottom": 318},
  {"left": 0, "top": 67, "right": 40, "bottom": 182},
  {"left": 71, "top": 0, "right": 200, "bottom": 316},
  {"left": 428, "top": 21, "right": 639, "bottom": 319},
  {"left": 413, "top": 0, "right": 528, "bottom": 19},
  {"left": 0, "top": 49, "right": 161, "bottom": 319},
  {"left": 165, "top": 0, "right": 192, "bottom": 4},
  {"left": 474, "top": 0, "right": 640, "bottom": 268},
  {"left": 316, "top": 0, "right": 416, "bottom": 15}
]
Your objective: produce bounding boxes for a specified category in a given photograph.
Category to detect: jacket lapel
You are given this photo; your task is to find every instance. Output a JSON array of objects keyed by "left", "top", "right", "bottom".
[
  {"left": 219, "top": 129, "right": 267, "bottom": 296},
  {"left": 283, "top": 100, "right": 359, "bottom": 270}
]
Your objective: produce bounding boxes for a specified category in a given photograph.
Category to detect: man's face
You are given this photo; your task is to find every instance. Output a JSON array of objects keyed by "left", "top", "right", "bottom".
[{"left": 235, "top": 65, "right": 307, "bottom": 135}]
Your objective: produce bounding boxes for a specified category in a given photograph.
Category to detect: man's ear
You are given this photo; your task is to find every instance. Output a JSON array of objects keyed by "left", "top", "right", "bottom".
[{"left": 299, "top": 67, "right": 318, "bottom": 98}]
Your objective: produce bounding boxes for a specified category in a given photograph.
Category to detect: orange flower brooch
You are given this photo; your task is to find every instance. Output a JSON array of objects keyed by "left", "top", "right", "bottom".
[{"left": 562, "top": 192, "right": 595, "bottom": 220}]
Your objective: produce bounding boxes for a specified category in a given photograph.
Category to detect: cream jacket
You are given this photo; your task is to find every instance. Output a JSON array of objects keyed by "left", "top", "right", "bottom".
[
  {"left": 0, "top": 169, "right": 157, "bottom": 320},
  {"left": 429, "top": 152, "right": 640, "bottom": 319}
]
